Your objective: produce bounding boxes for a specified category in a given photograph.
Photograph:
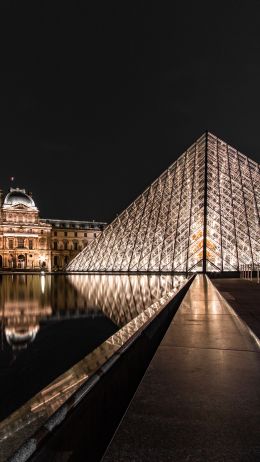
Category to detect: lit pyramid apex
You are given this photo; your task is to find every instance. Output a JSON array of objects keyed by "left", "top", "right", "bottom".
[{"left": 67, "top": 132, "right": 260, "bottom": 273}]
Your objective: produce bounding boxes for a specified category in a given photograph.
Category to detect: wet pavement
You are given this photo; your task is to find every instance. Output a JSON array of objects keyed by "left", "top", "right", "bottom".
[
  {"left": 102, "top": 275, "right": 260, "bottom": 462},
  {"left": 213, "top": 277, "right": 260, "bottom": 339}
]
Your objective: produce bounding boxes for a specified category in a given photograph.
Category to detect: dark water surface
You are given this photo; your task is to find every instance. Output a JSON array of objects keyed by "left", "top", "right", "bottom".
[{"left": 0, "top": 273, "right": 179, "bottom": 422}]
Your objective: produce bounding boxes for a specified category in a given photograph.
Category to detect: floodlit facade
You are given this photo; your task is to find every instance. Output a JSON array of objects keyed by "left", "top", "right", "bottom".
[
  {"left": 67, "top": 132, "right": 260, "bottom": 273},
  {"left": 0, "top": 188, "right": 106, "bottom": 271},
  {"left": 41, "top": 218, "right": 106, "bottom": 270}
]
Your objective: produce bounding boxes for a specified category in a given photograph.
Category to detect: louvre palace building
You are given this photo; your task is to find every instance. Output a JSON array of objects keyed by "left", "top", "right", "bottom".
[{"left": 0, "top": 187, "right": 106, "bottom": 271}]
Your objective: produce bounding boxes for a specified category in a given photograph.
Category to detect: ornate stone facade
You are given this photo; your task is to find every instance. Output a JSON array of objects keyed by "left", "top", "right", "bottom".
[
  {"left": 42, "top": 218, "right": 105, "bottom": 270},
  {"left": 0, "top": 188, "right": 105, "bottom": 271}
]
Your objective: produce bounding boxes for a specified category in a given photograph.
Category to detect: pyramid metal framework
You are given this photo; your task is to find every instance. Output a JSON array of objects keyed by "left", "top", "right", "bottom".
[{"left": 67, "top": 132, "right": 260, "bottom": 273}]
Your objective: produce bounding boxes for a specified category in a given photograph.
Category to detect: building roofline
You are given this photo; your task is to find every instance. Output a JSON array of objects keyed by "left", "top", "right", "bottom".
[{"left": 41, "top": 218, "right": 106, "bottom": 224}]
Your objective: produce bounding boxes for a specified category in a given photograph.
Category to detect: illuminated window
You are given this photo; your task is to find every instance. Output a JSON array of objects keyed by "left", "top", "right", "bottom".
[
  {"left": 17, "top": 238, "right": 25, "bottom": 248},
  {"left": 39, "top": 238, "right": 45, "bottom": 249}
]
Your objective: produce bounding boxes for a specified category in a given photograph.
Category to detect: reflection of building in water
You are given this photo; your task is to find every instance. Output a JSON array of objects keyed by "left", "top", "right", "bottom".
[
  {"left": 0, "top": 275, "right": 52, "bottom": 350},
  {"left": 49, "top": 275, "right": 96, "bottom": 313},
  {"left": 68, "top": 274, "right": 184, "bottom": 326},
  {"left": 0, "top": 273, "right": 185, "bottom": 351},
  {"left": 0, "top": 274, "right": 187, "bottom": 455},
  {"left": 0, "top": 187, "right": 106, "bottom": 271},
  {"left": 4, "top": 302, "right": 51, "bottom": 350},
  {"left": 0, "top": 275, "right": 102, "bottom": 351}
]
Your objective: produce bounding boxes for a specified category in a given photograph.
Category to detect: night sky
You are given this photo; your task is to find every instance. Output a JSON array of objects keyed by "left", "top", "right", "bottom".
[{"left": 1, "top": 1, "right": 260, "bottom": 223}]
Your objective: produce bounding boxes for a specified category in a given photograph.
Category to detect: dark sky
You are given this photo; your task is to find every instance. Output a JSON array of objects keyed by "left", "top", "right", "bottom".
[{"left": 1, "top": 1, "right": 260, "bottom": 223}]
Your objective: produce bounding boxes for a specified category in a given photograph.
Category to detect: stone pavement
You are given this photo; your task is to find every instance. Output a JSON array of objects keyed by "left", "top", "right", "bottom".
[
  {"left": 213, "top": 277, "right": 260, "bottom": 339},
  {"left": 102, "top": 275, "right": 260, "bottom": 462}
]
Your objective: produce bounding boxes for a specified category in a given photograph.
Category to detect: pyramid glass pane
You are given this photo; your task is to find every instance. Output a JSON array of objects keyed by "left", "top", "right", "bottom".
[{"left": 67, "top": 132, "right": 260, "bottom": 273}]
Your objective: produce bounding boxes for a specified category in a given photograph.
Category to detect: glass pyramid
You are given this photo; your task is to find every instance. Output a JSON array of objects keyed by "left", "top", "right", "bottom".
[{"left": 67, "top": 132, "right": 260, "bottom": 273}]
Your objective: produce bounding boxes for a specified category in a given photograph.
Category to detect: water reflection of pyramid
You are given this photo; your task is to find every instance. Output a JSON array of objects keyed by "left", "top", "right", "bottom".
[
  {"left": 68, "top": 274, "right": 182, "bottom": 327},
  {"left": 67, "top": 132, "right": 260, "bottom": 273}
]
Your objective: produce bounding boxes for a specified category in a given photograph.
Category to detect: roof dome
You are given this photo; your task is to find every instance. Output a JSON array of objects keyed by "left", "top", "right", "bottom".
[{"left": 4, "top": 188, "right": 35, "bottom": 207}]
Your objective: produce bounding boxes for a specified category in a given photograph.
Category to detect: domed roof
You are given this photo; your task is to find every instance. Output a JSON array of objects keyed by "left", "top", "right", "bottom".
[{"left": 4, "top": 188, "right": 35, "bottom": 207}]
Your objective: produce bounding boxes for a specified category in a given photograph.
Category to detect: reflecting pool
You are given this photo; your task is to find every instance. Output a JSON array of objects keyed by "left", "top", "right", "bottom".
[{"left": 0, "top": 273, "right": 183, "bottom": 422}]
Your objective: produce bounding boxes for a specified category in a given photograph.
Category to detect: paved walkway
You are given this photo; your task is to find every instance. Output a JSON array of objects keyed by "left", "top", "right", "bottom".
[
  {"left": 102, "top": 275, "right": 260, "bottom": 462},
  {"left": 213, "top": 277, "right": 260, "bottom": 339}
]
